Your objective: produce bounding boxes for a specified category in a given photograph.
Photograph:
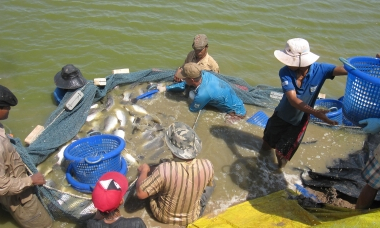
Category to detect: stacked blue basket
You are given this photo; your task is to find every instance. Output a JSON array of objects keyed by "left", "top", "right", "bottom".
[
  {"left": 64, "top": 134, "right": 127, "bottom": 193},
  {"left": 338, "top": 96, "right": 354, "bottom": 126},
  {"left": 341, "top": 56, "right": 380, "bottom": 126},
  {"left": 310, "top": 99, "right": 343, "bottom": 124}
]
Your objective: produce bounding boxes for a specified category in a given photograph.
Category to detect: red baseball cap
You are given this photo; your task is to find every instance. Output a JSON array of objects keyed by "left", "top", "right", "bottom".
[{"left": 92, "top": 172, "right": 129, "bottom": 212}]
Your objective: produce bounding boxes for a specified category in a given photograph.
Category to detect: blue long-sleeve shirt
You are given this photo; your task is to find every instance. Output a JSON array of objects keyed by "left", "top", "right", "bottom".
[{"left": 167, "top": 71, "right": 246, "bottom": 115}]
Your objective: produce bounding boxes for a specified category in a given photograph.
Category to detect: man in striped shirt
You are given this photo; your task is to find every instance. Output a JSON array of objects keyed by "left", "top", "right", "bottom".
[{"left": 136, "top": 122, "right": 215, "bottom": 226}]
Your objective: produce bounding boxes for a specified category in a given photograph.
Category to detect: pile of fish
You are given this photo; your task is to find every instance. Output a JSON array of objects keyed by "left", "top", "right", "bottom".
[{"left": 40, "top": 82, "right": 176, "bottom": 195}]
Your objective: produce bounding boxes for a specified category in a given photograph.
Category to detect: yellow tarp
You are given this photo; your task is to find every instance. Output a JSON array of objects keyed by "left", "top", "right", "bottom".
[{"left": 188, "top": 190, "right": 380, "bottom": 228}]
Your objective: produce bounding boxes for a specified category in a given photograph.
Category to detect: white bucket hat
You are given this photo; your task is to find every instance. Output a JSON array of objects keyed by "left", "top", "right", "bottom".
[{"left": 274, "top": 38, "right": 319, "bottom": 67}]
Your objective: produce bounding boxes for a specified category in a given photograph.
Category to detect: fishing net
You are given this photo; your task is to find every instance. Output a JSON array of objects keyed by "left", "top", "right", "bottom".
[{"left": 9, "top": 69, "right": 282, "bottom": 222}]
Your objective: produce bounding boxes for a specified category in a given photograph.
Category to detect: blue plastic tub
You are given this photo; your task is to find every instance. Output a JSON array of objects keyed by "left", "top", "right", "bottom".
[
  {"left": 342, "top": 56, "right": 380, "bottom": 126},
  {"left": 64, "top": 134, "right": 126, "bottom": 184},
  {"left": 53, "top": 87, "right": 67, "bottom": 104},
  {"left": 310, "top": 99, "right": 343, "bottom": 124}
]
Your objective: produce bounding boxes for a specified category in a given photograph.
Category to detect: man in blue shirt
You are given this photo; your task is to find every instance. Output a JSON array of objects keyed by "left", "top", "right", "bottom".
[
  {"left": 261, "top": 38, "right": 347, "bottom": 169},
  {"left": 159, "top": 63, "right": 246, "bottom": 119}
]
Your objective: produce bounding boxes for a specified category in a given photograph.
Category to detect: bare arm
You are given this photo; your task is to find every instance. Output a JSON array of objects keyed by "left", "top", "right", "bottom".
[
  {"left": 285, "top": 90, "right": 338, "bottom": 125},
  {"left": 135, "top": 164, "right": 150, "bottom": 199},
  {"left": 332, "top": 66, "right": 347, "bottom": 76}
]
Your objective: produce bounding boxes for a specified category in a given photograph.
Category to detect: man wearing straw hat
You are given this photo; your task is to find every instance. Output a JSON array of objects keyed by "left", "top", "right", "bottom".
[
  {"left": 0, "top": 85, "right": 53, "bottom": 228},
  {"left": 261, "top": 38, "right": 347, "bottom": 169},
  {"left": 136, "top": 122, "right": 215, "bottom": 226}
]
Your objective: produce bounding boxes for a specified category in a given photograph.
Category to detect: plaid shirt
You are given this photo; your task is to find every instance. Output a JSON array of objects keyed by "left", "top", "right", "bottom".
[{"left": 140, "top": 159, "right": 214, "bottom": 226}]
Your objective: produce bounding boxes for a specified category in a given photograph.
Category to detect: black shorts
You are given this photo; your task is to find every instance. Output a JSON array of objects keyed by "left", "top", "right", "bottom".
[{"left": 263, "top": 112, "right": 309, "bottom": 161}]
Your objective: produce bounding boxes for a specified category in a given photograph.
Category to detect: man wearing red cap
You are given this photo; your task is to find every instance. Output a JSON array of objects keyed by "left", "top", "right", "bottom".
[
  {"left": 87, "top": 171, "right": 146, "bottom": 227},
  {"left": 0, "top": 85, "right": 53, "bottom": 228}
]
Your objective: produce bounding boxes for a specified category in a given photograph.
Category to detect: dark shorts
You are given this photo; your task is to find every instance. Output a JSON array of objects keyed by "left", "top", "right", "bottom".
[{"left": 263, "top": 112, "right": 309, "bottom": 161}]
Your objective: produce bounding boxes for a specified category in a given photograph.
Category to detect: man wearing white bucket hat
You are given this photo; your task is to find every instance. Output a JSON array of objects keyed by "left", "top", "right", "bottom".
[
  {"left": 261, "top": 38, "right": 347, "bottom": 169},
  {"left": 135, "top": 122, "right": 214, "bottom": 226}
]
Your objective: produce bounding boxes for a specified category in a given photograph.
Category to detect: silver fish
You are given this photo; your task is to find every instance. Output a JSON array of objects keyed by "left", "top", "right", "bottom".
[
  {"left": 124, "top": 153, "right": 138, "bottom": 165},
  {"left": 86, "top": 108, "right": 103, "bottom": 122},
  {"left": 105, "top": 94, "right": 114, "bottom": 111},
  {"left": 130, "top": 104, "right": 148, "bottom": 115},
  {"left": 90, "top": 103, "right": 99, "bottom": 109},
  {"left": 142, "top": 133, "right": 164, "bottom": 151},
  {"left": 149, "top": 147, "right": 166, "bottom": 160},
  {"left": 115, "top": 109, "right": 127, "bottom": 127},
  {"left": 103, "top": 115, "right": 118, "bottom": 132},
  {"left": 113, "top": 128, "right": 125, "bottom": 139},
  {"left": 122, "top": 91, "right": 132, "bottom": 102}
]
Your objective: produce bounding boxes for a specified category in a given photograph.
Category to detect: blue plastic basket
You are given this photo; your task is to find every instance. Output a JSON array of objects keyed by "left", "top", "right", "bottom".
[
  {"left": 64, "top": 134, "right": 126, "bottom": 185},
  {"left": 66, "top": 157, "right": 128, "bottom": 193},
  {"left": 341, "top": 56, "right": 380, "bottom": 126},
  {"left": 310, "top": 99, "right": 343, "bottom": 124},
  {"left": 246, "top": 110, "right": 269, "bottom": 128},
  {"left": 338, "top": 96, "right": 354, "bottom": 126}
]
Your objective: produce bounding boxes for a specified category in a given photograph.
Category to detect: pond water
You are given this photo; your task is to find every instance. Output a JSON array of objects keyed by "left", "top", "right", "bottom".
[{"left": 0, "top": 1, "right": 378, "bottom": 227}]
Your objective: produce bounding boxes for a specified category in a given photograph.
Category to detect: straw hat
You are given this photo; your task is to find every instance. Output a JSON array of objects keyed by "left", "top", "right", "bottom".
[
  {"left": 165, "top": 122, "right": 202, "bottom": 159},
  {"left": 274, "top": 38, "right": 319, "bottom": 67}
]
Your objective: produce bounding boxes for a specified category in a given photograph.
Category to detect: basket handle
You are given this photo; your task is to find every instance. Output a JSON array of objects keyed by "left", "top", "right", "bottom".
[
  {"left": 339, "top": 57, "right": 356, "bottom": 70},
  {"left": 84, "top": 155, "right": 103, "bottom": 164},
  {"left": 329, "top": 107, "right": 338, "bottom": 112}
]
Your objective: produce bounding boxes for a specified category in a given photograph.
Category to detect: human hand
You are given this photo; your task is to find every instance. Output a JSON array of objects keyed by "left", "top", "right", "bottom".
[
  {"left": 31, "top": 172, "right": 46, "bottom": 186},
  {"left": 173, "top": 75, "right": 183, "bottom": 82},
  {"left": 376, "top": 53, "right": 380, "bottom": 58},
  {"left": 174, "top": 67, "right": 184, "bottom": 82},
  {"left": 313, "top": 111, "right": 338, "bottom": 126},
  {"left": 157, "top": 84, "right": 167, "bottom": 93},
  {"left": 359, "top": 118, "right": 380, "bottom": 134},
  {"left": 138, "top": 163, "right": 150, "bottom": 174}
]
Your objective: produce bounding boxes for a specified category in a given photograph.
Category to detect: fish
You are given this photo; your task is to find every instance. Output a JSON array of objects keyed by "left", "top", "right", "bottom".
[
  {"left": 115, "top": 109, "right": 127, "bottom": 127},
  {"left": 103, "top": 115, "right": 118, "bottom": 132},
  {"left": 127, "top": 104, "right": 148, "bottom": 116},
  {"left": 143, "top": 114, "right": 162, "bottom": 125},
  {"left": 142, "top": 132, "right": 164, "bottom": 151},
  {"left": 90, "top": 103, "right": 99, "bottom": 109},
  {"left": 86, "top": 108, "right": 103, "bottom": 122},
  {"left": 148, "top": 147, "right": 166, "bottom": 160},
  {"left": 113, "top": 128, "right": 125, "bottom": 139},
  {"left": 124, "top": 153, "right": 138, "bottom": 166},
  {"left": 105, "top": 94, "right": 114, "bottom": 111},
  {"left": 140, "top": 129, "right": 155, "bottom": 140},
  {"left": 120, "top": 91, "right": 132, "bottom": 105},
  {"left": 55, "top": 144, "right": 69, "bottom": 166}
]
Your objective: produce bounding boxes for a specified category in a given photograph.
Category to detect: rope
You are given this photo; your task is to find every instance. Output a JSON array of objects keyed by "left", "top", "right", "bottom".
[
  {"left": 312, "top": 121, "right": 362, "bottom": 129},
  {"left": 193, "top": 110, "right": 205, "bottom": 129}
]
